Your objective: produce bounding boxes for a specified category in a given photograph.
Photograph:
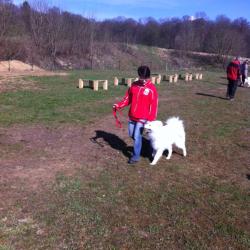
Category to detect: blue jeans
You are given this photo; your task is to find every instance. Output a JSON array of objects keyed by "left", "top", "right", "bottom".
[{"left": 128, "top": 120, "right": 145, "bottom": 161}]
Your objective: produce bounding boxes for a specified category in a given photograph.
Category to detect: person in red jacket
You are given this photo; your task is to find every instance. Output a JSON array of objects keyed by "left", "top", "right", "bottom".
[
  {"left": 113, "top": 65, "right": 158, "bottom": 164},
  {"left": 226, "top": 57, "right": 241, "bottom": 100}
]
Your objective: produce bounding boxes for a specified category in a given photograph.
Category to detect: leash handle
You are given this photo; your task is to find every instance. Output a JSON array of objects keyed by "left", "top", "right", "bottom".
[{"left": 113, "top": 108, "right": 123, "bottom": 128}]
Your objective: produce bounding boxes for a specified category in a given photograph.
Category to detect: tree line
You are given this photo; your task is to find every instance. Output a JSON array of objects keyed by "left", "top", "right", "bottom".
[{"left": 1, "top": 0, "right": 250, "bottom": 69}]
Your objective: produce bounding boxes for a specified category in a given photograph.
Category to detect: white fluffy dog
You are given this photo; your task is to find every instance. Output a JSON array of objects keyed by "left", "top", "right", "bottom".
[
  {"left": 144, "top": 117, "right": 187, "bottom": 165},
  {"left": 245, "top": 77, "right": 250, "bottom": 87}
]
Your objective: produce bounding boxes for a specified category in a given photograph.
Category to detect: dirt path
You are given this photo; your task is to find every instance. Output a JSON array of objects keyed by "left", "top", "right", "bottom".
[{"left": 0, "top": 114, "right": 130, "bottom": 210}]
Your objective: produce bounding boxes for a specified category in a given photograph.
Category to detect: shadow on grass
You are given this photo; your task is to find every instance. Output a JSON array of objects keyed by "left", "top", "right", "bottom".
[
  {"left": 76, "top": 86, "right": 93, "bottom": 89},
  {"left": 90, "top": 130, "right": 152, "bottom": 161},
  {"left": 196, "top": 92, "right": 228, "bottom": 100}
]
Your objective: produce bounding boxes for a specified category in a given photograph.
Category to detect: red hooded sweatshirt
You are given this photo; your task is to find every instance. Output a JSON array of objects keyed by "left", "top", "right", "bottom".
[
  {"left": 115, "top": 79, "right": 158, "bottom": 122},
  {"left": 227, "top": 59, "right": 241, "bottom": 81}
]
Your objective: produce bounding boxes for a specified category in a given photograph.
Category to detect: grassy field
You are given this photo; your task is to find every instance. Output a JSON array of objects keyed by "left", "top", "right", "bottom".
[{"left": 0, "top": 69, "right": 249, "bottom": 249}]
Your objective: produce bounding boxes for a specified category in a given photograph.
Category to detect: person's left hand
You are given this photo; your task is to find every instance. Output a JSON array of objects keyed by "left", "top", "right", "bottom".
[{"left": 112, "top": 104, "right": 118, "bottom": 111}]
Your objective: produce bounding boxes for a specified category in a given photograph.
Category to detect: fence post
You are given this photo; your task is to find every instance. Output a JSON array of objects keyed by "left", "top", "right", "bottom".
[
  {"left": 93, "top": 80, "right": 98, "bottom": 91},
  {"left": 174, "top": 74, "right": 178, "bottom": 83},
  {"left": 189, "top": 74, "right": 193, "bottom": 81},
  {"left": 151, "top": 76, "right": 156, "bottom": 84},
  {"left": 127, "top": 78, "right": 132, "bottom": 87},
  {"left": 103, "top": 80, "right": 108, "bottom": 90},
  {"left": 79, "top": 79, "right": 84, "bottom": 89},
  {"left": 156, "top": 74, "right": 161, "bottom": 84},
  {"left": 114, "top": 77, "right": 119, "bottom": 86},
  {"left": 169, "top": 75, "right": 173, "bottom": 83}
]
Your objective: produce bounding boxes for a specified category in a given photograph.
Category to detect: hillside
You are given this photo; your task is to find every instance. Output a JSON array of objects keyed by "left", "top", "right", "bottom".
[
  {"left": 1, "top": 43, "right": 242, "bottom": 73},
  {"left": 53, "top": 43, "right": 224, "bottom": 71}
]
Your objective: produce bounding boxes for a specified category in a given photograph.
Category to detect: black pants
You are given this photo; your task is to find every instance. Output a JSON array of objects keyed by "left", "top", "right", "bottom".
[
  {"left": 242, "top": 74, "right": 246, "bottom": 85},
  {"left": 227, "top": 79, "right": 238, "bottom": 99}
]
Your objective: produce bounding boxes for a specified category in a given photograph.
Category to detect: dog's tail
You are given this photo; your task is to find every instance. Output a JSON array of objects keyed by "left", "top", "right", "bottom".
[{"left": 165, "top": 116, "right": 184, "bottom": 130}]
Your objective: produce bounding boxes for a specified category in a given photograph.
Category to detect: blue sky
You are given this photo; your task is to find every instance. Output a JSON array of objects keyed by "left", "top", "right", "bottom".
[{"left": 13, "top": 0, "right": 250, "bottom": 21}]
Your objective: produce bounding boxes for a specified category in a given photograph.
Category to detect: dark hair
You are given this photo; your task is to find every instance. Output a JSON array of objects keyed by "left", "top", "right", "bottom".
[{"left": 137, "top": 65, "right": 151, "bottom": 79}]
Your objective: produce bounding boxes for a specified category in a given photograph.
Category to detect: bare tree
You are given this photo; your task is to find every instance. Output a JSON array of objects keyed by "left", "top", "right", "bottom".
[
  {"left": 138, "top": 18, "right": 159, "bottom": 46},
  {"left": 29, "top": 0, "right": 49, "bottom": 51},
  {"left": 204, "top": 16, "right": 246, "bottom": 66},
  {"left": 28, "top": 1, "right": 64, "bottom": 66},
  {"left": 0, "top": 0, "right": 12, "bottom": 41},
  {"left": 175, "top": 18, "right": 196, "bottom": 52},
  {"left": 46, "top": 7, "right": 63, "bottom": 62},
  {"left": 21, "top": 1, "right": 32, "bottom": 33}
]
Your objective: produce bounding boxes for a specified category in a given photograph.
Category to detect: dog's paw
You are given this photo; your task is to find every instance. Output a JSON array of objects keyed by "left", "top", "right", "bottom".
[{"left": 150, "top": 162, "right": 156, "bottom": 166}]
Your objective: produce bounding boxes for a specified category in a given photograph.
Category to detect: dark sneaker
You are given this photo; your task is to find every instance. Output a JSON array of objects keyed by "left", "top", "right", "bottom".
[{"left": 128, "top": 159, "right": 139, "bottom": 164}]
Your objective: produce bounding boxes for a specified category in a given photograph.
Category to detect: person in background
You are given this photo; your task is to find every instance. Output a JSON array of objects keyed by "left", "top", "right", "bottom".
[
  {"left": 240, "top": 60, "right": 248, "bottom": 87},
  {"left": 113, "top": 65, "right": 158, "bottom": 164},
  {"left": 226, "top": 57, "right": 241, "bottom": 101}
]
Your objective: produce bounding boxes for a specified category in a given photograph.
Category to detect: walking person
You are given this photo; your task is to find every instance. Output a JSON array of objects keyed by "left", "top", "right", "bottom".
[
  {"left": 226, "top": 57, "right": 241, "bottom": 100},
  {"left": 240, "top": 60, "right": 248, "bottom": 87},
  {"left": 113, "top": 65, "right": 158, "bottom": 164}
]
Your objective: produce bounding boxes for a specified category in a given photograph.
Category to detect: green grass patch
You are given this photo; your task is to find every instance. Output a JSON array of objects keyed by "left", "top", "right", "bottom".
[
  {"left": 0, "top": 70, "right": 132, "bottom": 125},
  {"left": 16, "top": 170, "right": 248, "bottom": 249}
]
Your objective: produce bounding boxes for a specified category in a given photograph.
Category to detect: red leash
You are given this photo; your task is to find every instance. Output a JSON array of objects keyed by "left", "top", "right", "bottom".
[{"left": 113, "top": 108, "right": 123, "bottom": 128}]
